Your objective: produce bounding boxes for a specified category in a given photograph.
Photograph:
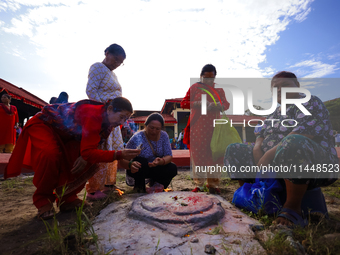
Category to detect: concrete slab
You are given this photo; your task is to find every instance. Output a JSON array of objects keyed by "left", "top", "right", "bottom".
[
  {"left": 1, "top": 150, "right": 190, "bottom": 176},
  {"left": 170, "top": 150, "right": 190, "bottom": 167},
  {"left": 92, "top": 192, "right": 265, "bottom": 254}
]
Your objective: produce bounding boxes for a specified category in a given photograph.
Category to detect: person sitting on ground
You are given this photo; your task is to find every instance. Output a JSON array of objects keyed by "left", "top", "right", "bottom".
[
  {"left": 124, "top": 113, "right": 178, "bottom": 193},
  {"left": 5, "top": 97, "right": 141, "bottom": 220},
  {"left": 171, "top": 138, "right": 177, "bottom": 150},
  {"left": 224, "top": 71, "right": 338, "bottom": 227}
]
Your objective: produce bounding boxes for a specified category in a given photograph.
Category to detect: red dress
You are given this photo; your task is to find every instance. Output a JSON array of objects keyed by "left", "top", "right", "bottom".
[
  {"left": 181, "top": 83, "right": 230, "bottom": 166},
  {"left": 5, "top": 100, "right": 116, "bottom": 209},
  {"left": 0, "top": 104, "right": 19, "bottom": 145}
]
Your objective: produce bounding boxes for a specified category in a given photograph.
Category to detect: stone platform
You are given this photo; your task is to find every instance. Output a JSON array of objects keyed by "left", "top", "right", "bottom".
[
  {"left": 0, "top": 150, "right": 190, "bottom": 176},
  {"left": 92, "top": 192, "right": 265, "bottom": 254}
]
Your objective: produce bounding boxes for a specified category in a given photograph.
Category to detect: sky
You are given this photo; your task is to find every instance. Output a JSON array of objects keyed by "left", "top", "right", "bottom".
[{"left": 0, "top": 0, "right": 339, "bottom": 111}]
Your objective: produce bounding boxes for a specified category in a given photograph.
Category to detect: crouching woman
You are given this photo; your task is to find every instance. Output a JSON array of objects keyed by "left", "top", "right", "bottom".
[
  {"left": 124, "top": 113, "right": 178, "bottom": 192},
  {"left": 5, "top": 97, "right": 140, "bottom": 220}
]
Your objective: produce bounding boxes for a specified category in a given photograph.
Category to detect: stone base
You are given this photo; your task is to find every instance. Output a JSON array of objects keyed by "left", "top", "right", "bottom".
[{"left": 92, "top": 193, "right": 265, "bottom": 255}]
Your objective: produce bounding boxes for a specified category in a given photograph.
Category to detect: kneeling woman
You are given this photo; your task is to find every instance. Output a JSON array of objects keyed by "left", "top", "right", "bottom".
[
  {"left": 5, "top": 97, "right": 140, "bottom": 219},
  {"left": 125, "top": 113, "right": 177, "bottom": 192}
]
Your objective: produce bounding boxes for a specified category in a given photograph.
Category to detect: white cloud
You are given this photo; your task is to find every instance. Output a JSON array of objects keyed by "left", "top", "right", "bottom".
[
  {"left": 290, "top": 59, "right": 339, "bottom": 78},
  {"left": 0, "top": 1, "right": 20, "bottom": 12},
  {"left": 0, "top": 0, "right": 315, "bottom": 109},
  {"left": 328, "top": 53, "right": 340, "bottom": 60},
  {"left": 294, "top": 6, "right": 312, "bottom": 22}
]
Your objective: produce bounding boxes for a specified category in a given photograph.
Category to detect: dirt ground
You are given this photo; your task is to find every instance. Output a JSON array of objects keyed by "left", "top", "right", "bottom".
[{"left": 1, "top": 168, "right": 340, "bottom": 255}]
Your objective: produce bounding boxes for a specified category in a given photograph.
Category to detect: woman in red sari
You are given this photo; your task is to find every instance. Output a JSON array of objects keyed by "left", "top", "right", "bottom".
[
  {"left": 0, "top": 94, "right": 19, "bottom": 153},
  {"left": 5, "top": 97, "right": 140, "bottom": 220},
  {"left": 181, "top": 64, "right": 230, "bottom": 194}
]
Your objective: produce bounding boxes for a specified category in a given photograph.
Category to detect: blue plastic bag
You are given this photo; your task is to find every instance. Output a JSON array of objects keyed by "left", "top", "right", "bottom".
[{"left": 232, "top": 178, "right": 283, "bottom": 214}]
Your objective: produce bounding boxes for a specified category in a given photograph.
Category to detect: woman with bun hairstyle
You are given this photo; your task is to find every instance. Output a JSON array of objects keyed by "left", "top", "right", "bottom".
[{"left": 85, "top": 43, "right": 126, "bottom": 200}]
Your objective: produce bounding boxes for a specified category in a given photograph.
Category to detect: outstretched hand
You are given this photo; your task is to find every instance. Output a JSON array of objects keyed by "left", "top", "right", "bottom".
[{"left": 121, "top": 149, "right": 141, "bottom": 160}]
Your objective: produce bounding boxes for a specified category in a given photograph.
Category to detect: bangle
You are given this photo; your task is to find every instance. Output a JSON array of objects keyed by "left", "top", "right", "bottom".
[
  {"left": 116, "top": 151, "right": 122, "bottom": 160},
  {"left": 113, "top": 151, "right": 116, "bottom": 161},
  {"left": 128, "top": 160, "right": 133, "bottom": 170},
  {"left": 162, "top": 158, "right": 166, "bottom": 165}
]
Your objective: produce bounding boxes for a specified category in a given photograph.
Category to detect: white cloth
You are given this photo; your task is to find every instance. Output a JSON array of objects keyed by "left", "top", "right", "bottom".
[
  {"left": 86, "top": 61, "right": 124, "bottom": 151},
  {"left": 86, "top": 62, "right": 122, "bottom": 102}
]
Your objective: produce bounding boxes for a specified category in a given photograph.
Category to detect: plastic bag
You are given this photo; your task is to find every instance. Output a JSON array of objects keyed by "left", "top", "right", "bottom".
[
  {"left": 210, "top": 115, "right": 242, "bottom": 162},
  {"left": 232, "top": 178, "right": 283, "bottom": 214}
]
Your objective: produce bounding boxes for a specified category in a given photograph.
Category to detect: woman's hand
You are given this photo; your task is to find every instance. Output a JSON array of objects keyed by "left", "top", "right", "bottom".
[
  {"left": 148, "top": 157, "right": 164, "bottom": 168},
  {"left": 71, "top": 156, "right": 87, "bottom": 174},
  {"left": 130, "top": 161, "right": 141, "bottom": 174},
  {"left": 121, "top": 149, "right": 141, "bottom": 160}
]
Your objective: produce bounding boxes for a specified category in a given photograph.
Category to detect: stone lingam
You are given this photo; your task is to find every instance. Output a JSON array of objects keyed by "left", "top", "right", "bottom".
[
  {"left": 91, "top": 191, "right": 265, "bottom": 254},
  {"left": 128, "top": 191, "right": 225, "bottom": 237}
]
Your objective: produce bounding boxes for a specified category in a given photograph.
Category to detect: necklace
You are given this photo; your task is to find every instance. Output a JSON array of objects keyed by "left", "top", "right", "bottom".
[{"left": 144, "top": 131, "right": 159, "bottom": 157}]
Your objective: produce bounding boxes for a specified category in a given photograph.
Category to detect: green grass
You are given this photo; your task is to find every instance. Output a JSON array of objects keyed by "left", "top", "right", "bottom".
[
  {"left": 1, "top": 176, "right": 33, "bottom": 192},
  {"left": 261, "top": 231, "right": 299, "bottom": 255},
  {"left": 115, "top": 171, "right": 126, "bottom": 183},
  {"left": 39, "top": 188, "right": 122, "bottom": 255}
]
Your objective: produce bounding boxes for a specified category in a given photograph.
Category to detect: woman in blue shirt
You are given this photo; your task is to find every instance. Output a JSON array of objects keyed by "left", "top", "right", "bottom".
[{"left": 125, "top": 113, "right": 178, "bottom": 192}]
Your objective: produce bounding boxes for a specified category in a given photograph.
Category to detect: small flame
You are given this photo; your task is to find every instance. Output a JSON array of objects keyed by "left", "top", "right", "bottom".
[
  {"left": 164, "top": 188, "right": 173, "bottom": 192},
  {"left": 116, "top": 188, "right": 124, "bottom": 196}
]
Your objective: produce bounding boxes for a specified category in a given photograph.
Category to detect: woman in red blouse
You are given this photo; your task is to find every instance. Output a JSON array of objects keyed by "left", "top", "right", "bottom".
[
  {"left": 181, "top": 64, "right": 230, "bottom": 194},
  {"left": 0, "top": 94, "right": 19, "bottom": 153},
  {"left": 5, "top": 97, "right": 140, "bottom": 220}
]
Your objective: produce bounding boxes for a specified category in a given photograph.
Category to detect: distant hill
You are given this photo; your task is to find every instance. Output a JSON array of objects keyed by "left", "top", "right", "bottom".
[{"left": 324, "top": 98, "right": 340, "bottom": 131}]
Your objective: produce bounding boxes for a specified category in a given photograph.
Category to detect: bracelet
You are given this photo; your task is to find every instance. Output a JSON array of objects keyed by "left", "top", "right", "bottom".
[
  {"left": 116, "top": 151, "right": 122, "bottom": 160},
  {"left": 128, "top": 160, "right": 133, "bottom": 170},
  {"left": 162, "top": 158, "right": 166, "bottom": 165},
  {"left": 113, "top": 151, "right": 116, "bottom": 161}
]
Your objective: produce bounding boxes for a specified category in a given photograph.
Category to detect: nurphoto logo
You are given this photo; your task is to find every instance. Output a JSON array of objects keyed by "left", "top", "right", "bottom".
[{"left": 199, "top": 84, "right": 312, "bottom": 128}]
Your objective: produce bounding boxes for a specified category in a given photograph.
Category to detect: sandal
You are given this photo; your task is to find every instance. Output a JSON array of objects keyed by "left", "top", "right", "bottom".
[
  {"left": 276, "top": 208, "right": 308, "bottom": 228},
  {"left": 37, "top": 203, "right": 55, "bottom": 220},
  {"left": 59, "top": 198, "right": 92, "bottom": 212}
]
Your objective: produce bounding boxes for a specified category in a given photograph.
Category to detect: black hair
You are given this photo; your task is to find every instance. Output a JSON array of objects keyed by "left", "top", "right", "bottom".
[
  {"left": 144, "top": 113, "right": 164, "bottom": 128},
  {"left": 200, "top": 64, "right": 217, "bottom": 77},
  {"left": 104, "top": 44, "right": 126, "bottom": 59},
  {"left": 105, "top": 97, "right": 133, "bottom": 113},
  {"left": 55, "top": 92, "right": 69, "bottom": 104},
  {"left": 2, "top": 94, "right": 11, "bottom": 100},
  {"left": 49, "top": 97, "right": 57, "bottom": 104},
  {"left": 271, "top": 71, "right": 299, "bottom": 87}
]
